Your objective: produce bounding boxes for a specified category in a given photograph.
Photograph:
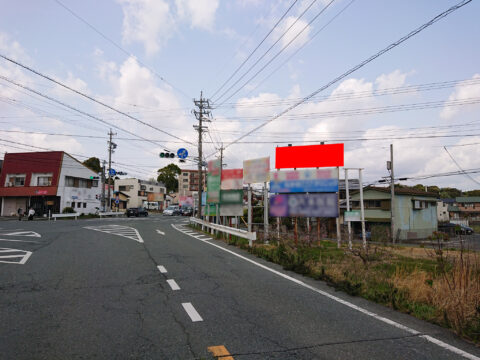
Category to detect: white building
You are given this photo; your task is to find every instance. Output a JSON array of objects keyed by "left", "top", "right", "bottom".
[{"left": 114, "top": 178, "right": 166, "bottom": 209}]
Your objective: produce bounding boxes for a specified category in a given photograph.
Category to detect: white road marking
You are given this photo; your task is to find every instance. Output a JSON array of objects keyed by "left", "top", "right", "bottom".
[
  {"left": 182, "top": 302, "right": 203, "bottom": 322},
  {"left": 0, "top": 238, "right": 41, "bottom": 243},
  {"left": 157, "top": 265, "right": 167, "bottom": 273},
  {"left": 156, "top": 229, "right": 165, "bottom": 235},
  {"left": 167, "top": 279, "right": 181, "bottom": 291},
  {"left": 84, "top": 225, "right": 144, "bottom": 243},
  {"left": 0, "top": 247, "right": 32, "bottom": 264},
  {"left": 0, "top": 231, "right": 41, "bottom": 237},
  {"left": 172, "top": 224, "right": 480, "bottom": 360}
]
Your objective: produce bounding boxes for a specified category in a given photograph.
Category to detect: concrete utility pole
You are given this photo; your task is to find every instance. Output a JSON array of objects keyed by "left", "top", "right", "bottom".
[
  {"left": 264, "top": 181, "right": 269, "bottom": 241},
  {"left": 193, "top": 91, "right": 211, "bottom": 219},
  {"left": 359, "top": 168, "right": 366, "bottom": 249},
  {"left": 102, "top": 160, "right": 106, "bottom": 212},
  {"left": 345, "top": 169, "right": 352, "bottom": 250},
  {"left": 390, "top": 144, "right": 395, "bottom": 243},
  {"left": 107, "top": 129, "right": 117, "bottom": 211}
]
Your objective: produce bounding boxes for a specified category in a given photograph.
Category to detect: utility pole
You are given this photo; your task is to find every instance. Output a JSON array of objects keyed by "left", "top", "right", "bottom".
[
  {"left": 345, "top": 169, "right": 352, "bottom": 250},
  {"left": 102, "top": 160, "right": 106, "bottom": 212},
  {"left": 390, "top": 144, "right": 395, "bottom": 243},
  {"left": 107, "top": 129, "right": 117, "bottom": 211},
  {"left": 193, "top": 91, "right": 211, "bottom": 219}
]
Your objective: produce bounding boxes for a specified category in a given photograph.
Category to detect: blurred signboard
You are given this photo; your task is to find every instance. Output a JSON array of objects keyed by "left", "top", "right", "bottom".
[
  {"left": 207, "top": 174, "right": 220, "bottom": 203},
  {"left": 179, "top": 196, "right": 194, "bottom": 206},
  {"left": 270, "top": 168, "right": 339, "bottom": 193},
  {"left": 220, "top": 204, "right": 243, "bottom": 216},
  {"left": 220, "top": 190, "right": 243, "bottom": 204},
  {"left": 275, "top": 144, "right": 344, "bottom": 169},
  {"left": 243, "top": 157, "right": 270, "bottom": 184},
  {"left": 147, "top": 193, "right": 164, "bottom": 201},
  {"left": 269, "top": 193, "right": 338, "bottom": 218},
  {"left": 344, "top": 210, "right": 361, "bottom": 222},
  {"left": 207, "top": 159, "right": 221, "bottom": 203},
  {"left": 338, "top": 179, "right": 361, "bottom": 190},
  {"left": 221, "top": 169, "right": 243, "bottom": 190}
]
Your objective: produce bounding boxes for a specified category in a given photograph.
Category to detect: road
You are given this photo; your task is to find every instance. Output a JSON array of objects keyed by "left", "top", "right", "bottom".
[{"left": 0, "top": 215, "right": 479, "bottom": 360}]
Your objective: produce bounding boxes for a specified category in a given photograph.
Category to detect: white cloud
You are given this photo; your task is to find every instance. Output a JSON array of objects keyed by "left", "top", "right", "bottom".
[
  {"left": 175, "top": 0, "right": 219, "bottom": 30},
  {"left": 273, "top": 16, "right": 311, "bottom": 49},
  {"left": 440, "top": 74, "right": 480, "bottom": 119},
  {"left": 118, "top": 0, "right": 175, "bottom": 55},
  {"left": 375, "top": 69, "right": 408, "bottom": 90}
]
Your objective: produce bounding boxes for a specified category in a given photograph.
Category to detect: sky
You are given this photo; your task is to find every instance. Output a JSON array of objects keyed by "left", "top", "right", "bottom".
[{"left": 0, "top": 0, "right": 479, "bottom": 190}]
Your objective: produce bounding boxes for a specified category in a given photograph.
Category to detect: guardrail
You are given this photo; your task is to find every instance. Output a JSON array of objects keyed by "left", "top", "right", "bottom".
[
  {"left": 99, "top": 211, "right": 125, "bottom": 218},
  {"left": 189, "top": 217, "right": 256, "bottom": 246},
  {"left": 51, "top": 213, "right": 79, "bottom": 221}
]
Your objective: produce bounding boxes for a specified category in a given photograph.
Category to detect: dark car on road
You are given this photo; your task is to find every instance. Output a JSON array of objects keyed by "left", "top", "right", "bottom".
[
  {"left": 126, "top": 207, "right": 148, "bottom": 217},
  {"left": 180, "top": 207, "right": 193, "bottom": 216}
]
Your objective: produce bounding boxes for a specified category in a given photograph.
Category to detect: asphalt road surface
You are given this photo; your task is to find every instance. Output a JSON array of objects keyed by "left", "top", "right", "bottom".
[{"left": 1, "top": 215, "right": 479, "bottom": 360}]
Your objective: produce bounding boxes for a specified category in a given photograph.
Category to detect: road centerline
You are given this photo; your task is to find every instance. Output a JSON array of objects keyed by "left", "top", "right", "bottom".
[{"left": 182, "top": 302, "right": 203, "bottom": 322}]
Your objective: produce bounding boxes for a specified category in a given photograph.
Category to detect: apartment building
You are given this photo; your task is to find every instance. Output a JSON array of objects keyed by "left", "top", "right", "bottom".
[{"left": 178, "top": 169, "right": 206, "bottom": 196}]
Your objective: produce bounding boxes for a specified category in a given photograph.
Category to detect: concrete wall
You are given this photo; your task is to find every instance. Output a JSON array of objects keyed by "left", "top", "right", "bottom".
[
  {"left": 57, "top": 154, "right": 101, "bottom": 214},
  {"left": 437, "top": 201, "right": 450, "bottom": 222}
]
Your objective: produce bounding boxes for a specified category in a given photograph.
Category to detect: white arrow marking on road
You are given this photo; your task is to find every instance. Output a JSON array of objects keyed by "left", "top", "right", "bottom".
[
  {"left": 167, "top": 279, "right": 181, "bottom": 291},
  {"left": 182, "top": 302, "right": 203, "bottom": 322},
  {"left": 156, "top": 229, "right": 165, "bottom": 235}
]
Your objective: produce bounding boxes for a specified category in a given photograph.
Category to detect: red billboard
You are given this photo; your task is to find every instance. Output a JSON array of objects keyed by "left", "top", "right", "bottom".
[{"left": 275, "top": 144, "right": 344, "bottom": 169}]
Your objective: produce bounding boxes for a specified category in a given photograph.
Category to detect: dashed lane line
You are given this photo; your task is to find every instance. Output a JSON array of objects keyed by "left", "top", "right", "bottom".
[
  {"left": 172, "top": 224, "right": 480, "bottom": 360},
  {"left": 166, "top": 279, "right": 181, "bottom": 291},
  {"left": 182, "top": 302, "right": 203, "bottom": 322},
  {"left": 157, "top": 265, "right": 168, "bottom": 273},
  {"left": 156, "top": 229, "right": 165, "bottom": 235}
]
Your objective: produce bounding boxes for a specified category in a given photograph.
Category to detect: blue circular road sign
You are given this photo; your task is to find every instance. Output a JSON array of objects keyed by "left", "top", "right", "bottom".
[
  {"left": 177, "top": 148, "right": 188, "bottom": 159},
  {"left": 109, "top": 168, "right": 116, "bottom": 176}
]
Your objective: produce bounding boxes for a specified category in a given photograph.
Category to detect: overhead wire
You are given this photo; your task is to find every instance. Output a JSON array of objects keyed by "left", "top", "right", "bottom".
[
  {"left": 216, "top": 0, "right": 472, "bottom": 156},
  {"left": 53, "top": 0, "right": 191, "bottom": 100},
  {"left": 443, "top": 146, "right": 480, "bottom": 186},
  {"left": 210, "top": 0, "right": 300, "bottom": 99},
  {"left": 214, "top": 0, "right": 337, "bottom": 106}
]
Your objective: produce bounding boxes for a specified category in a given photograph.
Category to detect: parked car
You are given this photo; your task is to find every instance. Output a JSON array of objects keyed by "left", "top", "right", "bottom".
[
  {"left": 163, "top": 206, "right": 181, "bottom": 216},
  {"left": 458, "top": 224, "right": 474, "bottom": 235},
  {"left": 126, "top": 207, "right": 148, "bottom": 217},
  {"left": 181, "top": 207, "right": 193, "bottom": 216}
]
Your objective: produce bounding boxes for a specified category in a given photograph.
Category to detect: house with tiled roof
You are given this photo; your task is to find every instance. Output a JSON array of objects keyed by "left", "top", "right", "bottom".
[
  {"left": 350, "top": 186, "right": 438, "bottom": 241},
  {"left": 448, "top": 196, "right": 480, "bottom": 225}
]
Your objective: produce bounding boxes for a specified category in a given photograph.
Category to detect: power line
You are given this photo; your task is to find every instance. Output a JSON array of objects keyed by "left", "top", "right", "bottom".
[
  {"left": 215, "top": 0, "right": 336, "bottom": 106},
  {"left": 443, "top": 146, "right": 480, "bottom": 185},
  {"left": 0, "top": 53, "right": 194, "bottom": 146},
  {"left": 221, "top": 0, "right": 472, "bottom": 152},
  {"left": 53, "top": 0, "right": 191, "bottom": 100},
  {"left": 210, "top": 0, "right": 300, "bottom": 99}
]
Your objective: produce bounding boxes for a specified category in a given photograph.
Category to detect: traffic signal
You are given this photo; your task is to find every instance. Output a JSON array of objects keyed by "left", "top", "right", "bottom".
[
  {"left": 90, "top": 176, "right": 100, "bottom": 180},
  {"left": 159, "top": 152, "right": 175, "bottom": 158}
]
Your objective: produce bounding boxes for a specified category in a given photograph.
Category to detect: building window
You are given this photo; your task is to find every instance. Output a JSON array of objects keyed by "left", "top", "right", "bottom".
[
  {"left": 83, "top": 203, "right": 87, "bottom": 208},
  {"left": 71, "top": 202, "right": 75, "bottom": 208},
  {"left": 119, "top": 186, "right": 127, "bottom": 191},
  {"left": 37, "top": 176, "right": 52, "bottom": 186},
  {"left": 183, "top": 185, "right": 188, "bottom": 189},
  {"left": 77, "top": 203, "right": 82, "bottom": 208},
  {"left": 150, "top": 187, "right": 153, "bottom": 191},
  {"left": 183, "top": 173, "right": 188, "bottom": 176},
  {"left": 6, "top": 174, "right": 26, "bottom": 187},
  {"left": 92, "top": 180, "right": 99, "bottom": 187},
  {"left": 183, "top": 179, "right": 189, "bottom": 182}
]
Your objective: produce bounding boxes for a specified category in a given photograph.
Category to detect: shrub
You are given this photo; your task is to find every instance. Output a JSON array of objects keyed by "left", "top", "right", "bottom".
[{"left": 62, "top": 207, "right": 75, "bottom": 213}]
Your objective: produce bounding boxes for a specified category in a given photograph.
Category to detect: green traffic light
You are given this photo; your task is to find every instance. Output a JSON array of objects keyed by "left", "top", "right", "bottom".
[{"left": 160, "top": 153, "right": 165, "bottom": 158}]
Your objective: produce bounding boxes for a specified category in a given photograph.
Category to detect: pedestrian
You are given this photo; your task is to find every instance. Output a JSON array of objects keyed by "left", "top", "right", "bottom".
[
  {"left": 28, "top": 207, "right": 35, "bottom": 221},
  {"left": 17, "top": 207, "right": 23, "bottom": 221}
]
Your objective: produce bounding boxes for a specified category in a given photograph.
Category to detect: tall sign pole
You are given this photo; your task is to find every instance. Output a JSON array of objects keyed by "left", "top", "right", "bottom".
[
  {"left": 264, "top": 181, "right": 269, "bottom": 241},
  {"left": 345, "top": 169, "right": 352, "bottom": 250},
  {"left": 390, "top": 144, "right": 395, "bottom": 243},
  {"left": 336, "top": 166, "right": 341, "bottom": 248},
  {"left": 359, "top": 168, "right": 366, "bottom": 249}
]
